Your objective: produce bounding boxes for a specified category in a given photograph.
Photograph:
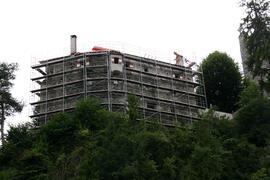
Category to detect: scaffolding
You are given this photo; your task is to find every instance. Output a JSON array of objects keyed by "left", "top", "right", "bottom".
[{"left": 30, "top": 50, "right": 207, "bottom": 126}]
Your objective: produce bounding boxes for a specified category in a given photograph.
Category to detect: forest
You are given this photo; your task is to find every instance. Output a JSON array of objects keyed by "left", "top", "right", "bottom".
[{"left": 0, "top": 90, "right": 270, "bottom": 179}]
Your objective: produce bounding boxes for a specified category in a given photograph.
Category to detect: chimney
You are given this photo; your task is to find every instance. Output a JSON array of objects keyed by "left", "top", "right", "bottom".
[{"left": 70, "top": 35, "right": 77, "bottom": 55}]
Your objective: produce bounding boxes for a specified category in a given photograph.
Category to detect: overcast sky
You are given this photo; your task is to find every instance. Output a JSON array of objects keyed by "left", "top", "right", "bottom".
[{"left": 0, "top": 0, "right": 244, "bottom": 129}]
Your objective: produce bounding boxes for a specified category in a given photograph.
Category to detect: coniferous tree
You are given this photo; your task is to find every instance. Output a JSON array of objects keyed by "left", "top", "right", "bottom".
[
  {"left": 0, "top": 63, "right": 23, "bottom": 144},
  {"left": 240, "top": 0, "right": 270, "bottom": 93}
]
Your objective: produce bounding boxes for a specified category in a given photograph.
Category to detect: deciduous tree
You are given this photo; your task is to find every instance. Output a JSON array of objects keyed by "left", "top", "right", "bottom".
[
  {"left": 201, "top": 51, "right": 242, "bottom": 113},
  {"left": 235, "top": 97, "right": 270, "bottom": 147}
]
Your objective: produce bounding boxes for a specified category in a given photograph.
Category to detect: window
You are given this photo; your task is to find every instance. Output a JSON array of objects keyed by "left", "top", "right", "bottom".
[
  {"left": 112, "top": 57, "right": 122, "bottom": 64},
  {"left": 85, "top": 58, "right": 90, "bottom": 66},
  {"left": 114, "top": 57, "right": 119, "bottom": 64},
  {"left": 144, "top": 67, "right": 148, "bottom": 72},
  {"left": 147, "top": 102, "right": 156, "bottom": 109},
  {"left": 76, "top": 60, "right": 83, "bottom": 68},
  {"left": 126, "top": 62, "right": 135, "bottom": 68},
  {"left": 49, "top": 66, "right": 54, "bottom": 74},
  {"left": 173, "top": 72, "right": 184, "bottom": 79}
]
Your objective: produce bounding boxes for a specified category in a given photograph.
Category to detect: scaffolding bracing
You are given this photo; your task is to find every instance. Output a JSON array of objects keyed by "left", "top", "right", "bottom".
[{"left": 30, "top": 50, "right": 207, "bottom": 126}]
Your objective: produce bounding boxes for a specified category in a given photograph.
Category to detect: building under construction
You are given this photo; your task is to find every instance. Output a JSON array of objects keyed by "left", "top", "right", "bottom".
[{"left": 30, "top": 35, "right": 207, "bottom": 126}]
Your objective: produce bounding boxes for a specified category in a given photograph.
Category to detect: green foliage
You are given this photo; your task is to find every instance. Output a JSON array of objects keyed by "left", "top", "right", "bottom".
[
  {"left": 74, "top": 98, "right": 105, "bottom": 131},
  {"left": 0, "top": 168, "right": 17, "bottom": 180},
  {"left": 251, "top": 168, "right": 269, "bottom": 180},
  {"left": 238, "top": 79, "right": 261, "bottom": 107},
  {"left": 236, "top": 79, "right": 270, "bottom": 147},
  {"left": 186, "top": 145, "right": 224, "bottom": 180},
  {"left": 0, "top": 123, "right": 34, "bottom": 167},
  {"left": 232, "top": 139, "right": 261, "bottom": 179},
  {"left": 201, "top": 51, "right": 242, "bottom": 112},
  {"left": 0, "top": 96, "right": 270, "bottom": 179},
  {"left": 0, "top": 63, "right": 18, "bottom": 91},
  {"left": 15, "top": 150, "right": 51, "bottom": 180},
  {"left": 183, "top": 114, "right": 226, "bottom": 180},
  {"left": 235, "top": 97, "right": 270, "bottom": 147},
  {"left": 0, "top": 62, "right": 23, "bottom": 144},
  {"left": 127, "top": 94, "right": 141, "bottom": 122},
  {"left": 39, "top": 113, "right": 78, "bottom": 154},
  {"left": 240, "top": 0, "right": 270, "bottom": 93}
]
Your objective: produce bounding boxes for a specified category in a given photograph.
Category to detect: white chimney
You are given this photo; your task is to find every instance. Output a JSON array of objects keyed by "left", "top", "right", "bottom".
[{"left": 70, "top": 35, "right": 77, "bottom": 55}]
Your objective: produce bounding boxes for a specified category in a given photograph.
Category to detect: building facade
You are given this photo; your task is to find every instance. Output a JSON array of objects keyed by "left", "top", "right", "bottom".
[{"left": 30, "top": 36, "right": 207, "bottom": 126}]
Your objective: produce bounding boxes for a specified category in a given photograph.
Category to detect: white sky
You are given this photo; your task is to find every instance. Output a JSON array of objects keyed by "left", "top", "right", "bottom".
[{"left": 0, "top": 0, "right": 244, "bottom": 130}]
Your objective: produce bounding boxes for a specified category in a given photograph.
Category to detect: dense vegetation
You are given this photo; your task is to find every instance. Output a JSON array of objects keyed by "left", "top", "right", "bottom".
[
  {"left": 0, "top": 88, "right": 270, "bottom": 179},
  {"left": 201, "top": 51, "right": 242, "bottom": 113}
]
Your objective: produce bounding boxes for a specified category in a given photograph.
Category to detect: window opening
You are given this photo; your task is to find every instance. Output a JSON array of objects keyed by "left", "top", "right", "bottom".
[
  {"left": 173, "top": 72, "right": 184, "bottom": 79},
  {"left": 144, "top": 67, "right": 148, "bottom": 72},
  {"left": 112, "top": 57, "right": 122, "bottom": 64},
  {"left": 85, "top": 58, "right": 90, "bottom": 66},
  {"left": 126, "top": 62, "right": 135, "bottom": 68},
  {"left": 147, "top": 102, "right": 156, "bottom": 109},
  {"left": 76, "top": 60, "right": 83, "bottom": 68},
  {"left": 114, "top": 57, "right": 119, "bottom": 64}
]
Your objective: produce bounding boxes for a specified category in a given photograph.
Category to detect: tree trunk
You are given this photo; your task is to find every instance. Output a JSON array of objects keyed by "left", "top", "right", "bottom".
[{"left": 0, "top": 102, "right": 5, "bottom": 145}]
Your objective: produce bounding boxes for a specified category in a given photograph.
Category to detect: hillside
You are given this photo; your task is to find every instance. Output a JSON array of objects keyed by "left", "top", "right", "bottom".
[{"left": 0, "top": 95, "right": 270, "bottom": 179}]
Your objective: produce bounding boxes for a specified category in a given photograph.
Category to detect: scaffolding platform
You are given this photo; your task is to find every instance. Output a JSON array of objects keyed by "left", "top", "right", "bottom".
[{"left": 30, "top": 50, "right": 207, "bottom": 126}]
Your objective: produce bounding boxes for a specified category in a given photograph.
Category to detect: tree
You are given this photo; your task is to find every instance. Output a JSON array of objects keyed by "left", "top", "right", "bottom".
[
  {"left": 235, "top": 97, "right": 270, "bottom": 147},
  {"left": 237, "top": 78, "right": 261, "bottom": 107},
  {"left": 239, "top": 0, "right": 270, "bottom": 94},
  {"left": 201, "top": 51, "right": 242, "bottom": 113},
  {"left": 1, "top": 96, "right": 270, "bottom": 179},
  {"left": 0, "top": 63, "right": 23, "bottom": 144}
]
